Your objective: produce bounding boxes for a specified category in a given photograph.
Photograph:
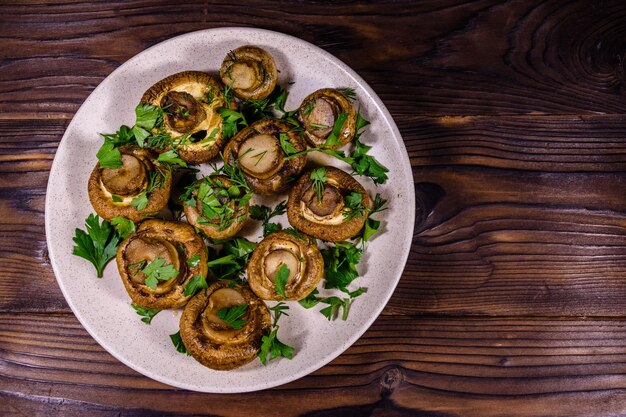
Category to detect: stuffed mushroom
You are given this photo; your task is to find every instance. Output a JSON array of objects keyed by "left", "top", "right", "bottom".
[
  {"left": 247, "top": 231, "right": 323, "bottom": 301},
  {"left": 116, "top": 219, "right": 208, "bottom": 310},
  {"left": 297, "top": 88, "right": 357, "bottom": 149},
  {"left": 180, "top": 281, "right": 271, "bottom": 370},
  {"left": 219, "top": 46, "right": 278, "bottom": 101},
  {"left": 182, "top": 174, "right": 251, "bottom": 239},
  {"left": 287, "top": 166, "right": 371, "bottom": 242},
  {"left": 88, "top": 146, "right": 171, "bottom": 222},
  {"left": 223, "top": 119, "right": 307, "bottom": 195},
  {"left": 141, "top": 71, "right": 232, "bottom": 164}
]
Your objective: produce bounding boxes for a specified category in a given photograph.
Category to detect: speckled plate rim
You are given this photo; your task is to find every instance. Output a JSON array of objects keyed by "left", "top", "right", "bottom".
[{"left": 45, "top": 27, "right": 415, "bottom": 393}]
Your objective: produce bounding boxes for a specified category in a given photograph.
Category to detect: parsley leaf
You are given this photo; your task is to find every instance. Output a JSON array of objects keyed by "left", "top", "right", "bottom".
[
  {"left": 323, "top": 113, "right": 349, "bottom": 147},
  {"left": 343, "top": 192, "right": 367, "bottom": 220},
  {"left": 72, "top": 214, "right": 120, "bottom": 278},
  {"left": 279, "top": 133, "right": 297, "bottom": 155},
  {"left": 157, "top": 149, "right": 188, "bottom": 167},
  {"left": 249, "top": 200, "right": 287, "bottom": 237},
  {"left": 274, "top": 263, "right": 290, "bottom": 298},
  {"left": 187, "top": 253, "right": 201, "bottom": 268},
  {"left": 310, "top": 167, "right": 327, "bottom": 202},
  {"left": 207, "top": 238, "right": 257, "bottom": 280},
  {"left": 110, "top": 216, "right": 136, "bottom": 239},
  {"left": 319, "top": 296, "right": 352, "bottom": 321},
  {"left": 170, "top": 331, "right": 188, "bottom": 355},
  {"left": 218, "top": 108, "right": 248, "bottom": 140},
  {"left": 130, "top": 192, "right": 149, "bottom": 210},
  {"left": 140, "top": 258, "right": 179, "bottom": 290},
  {"left": 131, "top": 303, "right": 160, "bottom": 324},
  {"left": 362, "top": 194, "right": 388, "bottom": 242},
  {"left": 96, "top": 139, "right": 122, "bottom": 168},
  {"left": 217, "top": 304, "right": 248, "bottom": 329},
  {"left": 298, "top": 288, "right": 320, "bottom": 309},
  {"left": 259, "top": 302, "right": 294, "bottom": 365},
  {"left": 321, "top": 242, "right": 363, "bottom": 293},
  {"left": 183, "top": 275, "right": 208, "bottom": 296}
]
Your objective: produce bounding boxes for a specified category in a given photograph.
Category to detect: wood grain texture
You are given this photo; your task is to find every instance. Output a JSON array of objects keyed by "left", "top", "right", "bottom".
[
  {"left": 2, "top": 0, "right": 626, "bottom": 117},
  {"left": 4, "top": 313, "right": 626, "bottom": 417}
]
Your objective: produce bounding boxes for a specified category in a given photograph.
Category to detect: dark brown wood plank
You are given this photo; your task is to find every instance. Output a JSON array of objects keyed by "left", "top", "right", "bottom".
[
  {"left": 3, "top": 313, "right": 626, "bottom": 417},
  {"left": 2, "top": 0, "right": 626, "bottom": 118}
]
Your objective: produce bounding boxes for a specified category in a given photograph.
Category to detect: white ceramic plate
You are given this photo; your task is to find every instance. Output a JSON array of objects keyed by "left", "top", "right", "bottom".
[{"left": 45, "top": 28, "right": 414, "bottom": 393}]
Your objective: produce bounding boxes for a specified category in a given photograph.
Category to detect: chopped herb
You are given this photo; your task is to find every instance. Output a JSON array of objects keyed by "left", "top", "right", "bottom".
[
  {"left": 259, "top": 302, "right": 294, "bottom": 365},
  {"left": 183, "top": 274, "right": 208, "bottom": 296},
  {"left": 339, "top": 87, "right": 357, "bottom": 100},
  {"left": 110, "top": 216, "right": 136, "bottom": 238},
  {"left": 217, "top": 304, "right": 248, "bottom": 329},
  {"left": 350, "top": 138, "right": 389, "bottom": 184},
  {"left": 249, "top": 200, "right": 287, "bottom": 237},
  {"left": 218, "top": 108, "right": 247, "bottom": 140},
  {"left": 130, "top": 192, "right": 149, "bottom": 211},
  {"left": 343, "top": 192, "right": 367, "bottom": 220},
  {"left": 170, "top": 331, "right": 188, "bottom": 355},
  {"left": 140, "top": 258, "right": 179, "bottom": 290},
  {"left": 300, "top": 100, "right": 315, "bottom": 116},
  {"left": 319, "top": 296, "right": 352, "bottom": 321},
  {"left": 310, "top": 167, "right": 327, "bottom": 202},
  {"left": 298, "top": 288, "right": 320, "bottom": 309},
  {"left": 96, "top": 139, "right": 122, "bottom": 168},
  {"left": 111, "top": 195, "right": 123, "bottom": 203},
  {"left": 279, "top": 133, "right": 297, "bottom": 155},
  {"left": 274, "top": 263, "right": 290, "bottom": 298},
  {"left": 157, "top": 149, "right": 188, "bottom": 168},
  {"left": 310, "top": 122, "right": 330, "bottom": 129},
  {"left": 72, "top": 214, "right": 120, "bottom": 278},
  {"left": 321, "top": 242, "right": 363, "bottom": 293},
  {"left": 207, "top": 238, "right": 257, "bottom": 280},
  {"left": 250, "top": 150, "right": 268, "bottom": 166},
  {"left": 362, "top": 193, "right": 388, "bottom": 241},
  {"left": 131, "top": 303, "right": 160, "bottom": 324},
  {"left": 187, "top": 253, "right": 201, "bottom": 268},
  {"left": 323, "top": 113, "right": 349, "bottom": 148}
]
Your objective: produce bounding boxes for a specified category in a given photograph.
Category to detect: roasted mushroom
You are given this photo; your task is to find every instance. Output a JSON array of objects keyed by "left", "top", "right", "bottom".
[
  {"left": 297, "top": 88, "right": 357, "bottom": 149},
  {"left": 182, "top": 174, "right": 251, "bottom": 239},
  {"left": 247, "top": 231, "right": 323, "bottom": 301},
  {"left": 223, "top": 119, "right": 307, "bottom": 195},
  {"left": 141, "top": 71, "right": 231, "bottom": 165},
  {"left": 116, "top": 219, "right": 208, "bottom": 310},
  {"left": 219, "top": 46, "right": 278, "bottom": 101},
  {"left": 287, "top": 166, "right": 371, "bottom": 242},
  {"left": 180, "top": 281, "right": 271, "bottom": 370},
  {"left": 88, "top": 146, "right": 171, "bottom": 222}
]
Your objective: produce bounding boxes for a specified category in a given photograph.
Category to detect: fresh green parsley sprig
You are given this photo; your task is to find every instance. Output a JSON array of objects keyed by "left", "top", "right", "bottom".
[
  {"left": 170, "top": 330, "right": 188, "bottom": 355},
  {"left": 259, "top": 302, "right": 294, "bottom": 365},
  {"left": 310, "top": 167, "right": 327, "bottom": 202},
  {"left": 139, "top": 258, "right": 179, "bottom": 290},
  {"left": 72, "top": 214, "right": 121, "bottom": 278},
  {"left": 131, "top": 304, "right": 160, "bottom": 324},
  {"left": 206, "top": 237, "right": 257, "bottom": 281},
  {"left": 249, "top": 200, "right": 287, "bottom": 237},
  {"left": 217, "top": 304, "right": 248, "bottom": 330}
]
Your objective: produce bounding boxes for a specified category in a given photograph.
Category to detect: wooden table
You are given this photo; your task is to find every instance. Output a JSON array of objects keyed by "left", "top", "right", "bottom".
[{"left": 3, "top": 1, "right": 626, "bottom": 416}]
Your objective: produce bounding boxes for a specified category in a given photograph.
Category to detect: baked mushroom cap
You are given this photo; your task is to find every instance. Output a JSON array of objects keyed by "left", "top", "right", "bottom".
[
  {"left": 247, "top": 231, "right": 323, "bottom": 301},
  {"left": 141, "top": 71, "right": 230, "bottom": 165},
  {"left": 183, "top": 174, "right": 251, "bottom": 239},
  {"left": 287, "top": 166, "right": 371, "bottom": 242},
  {"left": 180, "top": 282, "right": 271, "bottom": 370},
  {"left": 116, "top": 219, "right": 208, "bottom": 310},
  {"left": 220, "top": 46, "right": 278, "bottom": 101},
  {"left": 223, "top": 119, "right": 307, "bottom": 195},
  {"left": 297, "top": 88, "right": 357, "bottom": 149},
  {"left": 88, "top": 146, "right": 172, "bottom": 222}
]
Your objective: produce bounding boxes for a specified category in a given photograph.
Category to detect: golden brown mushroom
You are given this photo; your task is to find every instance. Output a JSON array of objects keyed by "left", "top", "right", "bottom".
[
  {"left": 88, "top": 146, "right": 171, "bottom": 222},
  {"left": 183, "top": 174, "right": 251, "bottom": 239},
  {"left": 116, "top": 219, "right": 208, "bottom": 310},
  {"left": 223, "top": 119, "right": 307, "bottom": 195},
  {"left": 141, "top": 71, "right": 231, "bottom": 165},
  {"left": 219, "top": 46, "right": 278, "bottom": 101},
  {"left": 287, "top": 166, "right": 371, "bottom": 242},
  {"left": 247, "top": 231, "right": 323, "bottom": 301},
  {"left": 180, "top": 281, "right": 271, "bottom": 370},
  {"left": 297, "top": 88, "right": 357, "bottom": 149}
]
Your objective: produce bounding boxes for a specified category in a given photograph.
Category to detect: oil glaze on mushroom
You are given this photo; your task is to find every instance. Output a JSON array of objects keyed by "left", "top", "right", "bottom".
[
  {"left": 180, "top": 282, "right": 271, "bottom": 370},
  {"left": 88, "top": 146, "right": 171, "bottom": 222},
  {"left": 247, "top": 231, "right": 323, "bottom": 301},
  {"left": 287, "top": 166, "right": 371, "bottom": 242},
  {"left": 141, "top": 71, "right": 232, "bottom": 165},
  {"left": 116, "top": 219, "right": 208, "bottom": 310},
  {"left": 223, "top": 119, "right": 307, "bottom": 195}
]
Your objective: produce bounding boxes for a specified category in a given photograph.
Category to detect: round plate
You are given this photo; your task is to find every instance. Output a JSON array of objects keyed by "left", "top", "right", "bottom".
[{"left": 45, "top": 28, "right": 414, "bottom": 393}]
